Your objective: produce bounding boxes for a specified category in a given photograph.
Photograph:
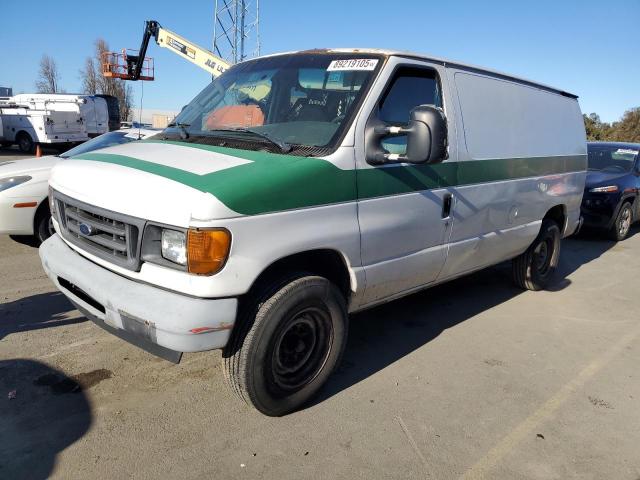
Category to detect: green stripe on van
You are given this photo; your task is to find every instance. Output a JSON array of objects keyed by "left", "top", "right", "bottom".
[{"left": 73, "top": 143, "right": 586, "bottom": 215}]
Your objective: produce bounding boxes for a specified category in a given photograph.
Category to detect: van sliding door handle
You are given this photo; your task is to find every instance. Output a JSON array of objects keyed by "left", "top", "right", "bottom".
[{"left": 442, "top": 193, "right": 453, "bottom": 218}]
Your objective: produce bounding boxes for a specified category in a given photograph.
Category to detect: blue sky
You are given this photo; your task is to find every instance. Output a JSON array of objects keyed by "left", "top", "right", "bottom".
[{"left": 1, "top": 0, "right": 638, "bottom": 122}]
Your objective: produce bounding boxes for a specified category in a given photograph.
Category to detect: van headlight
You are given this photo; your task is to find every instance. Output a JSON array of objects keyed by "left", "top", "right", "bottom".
[
  {"left": 0, "top": 175, "right": 32, "bottom": 193},
  {"left": 143, "top": 225, "right": 231, "bottom": 275},
  {"left": 161, "top": 229, "right": 187, "bottom": 265}
]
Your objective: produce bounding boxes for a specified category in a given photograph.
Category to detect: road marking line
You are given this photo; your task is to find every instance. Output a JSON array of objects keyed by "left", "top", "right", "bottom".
[
  {"left": 460, "top": 322, "right": 640, "bottom": 479},
  {"left": 396, "top": 415, "right": 430, "bottom": 472}
]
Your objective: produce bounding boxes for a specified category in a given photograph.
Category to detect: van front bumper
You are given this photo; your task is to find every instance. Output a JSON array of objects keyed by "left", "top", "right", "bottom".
[{"left": 39, "top": 234, "right": 238, "bottom": 363}]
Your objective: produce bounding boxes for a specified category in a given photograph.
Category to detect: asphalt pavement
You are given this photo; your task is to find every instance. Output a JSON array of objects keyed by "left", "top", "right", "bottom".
[{"left": 0, "top": 193, "right": 639, "bottom": 479}]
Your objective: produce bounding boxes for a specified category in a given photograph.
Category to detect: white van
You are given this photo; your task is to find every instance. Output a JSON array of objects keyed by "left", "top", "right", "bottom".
[
  {"left": 79, "top": 96, "right": 109, "bottom": 137},
  {"left": 40, "top": 49, "right": 587, "bottom": 416}
]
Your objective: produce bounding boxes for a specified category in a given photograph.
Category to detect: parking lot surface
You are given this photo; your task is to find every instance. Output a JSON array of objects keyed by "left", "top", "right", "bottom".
[
  {"left": 1, "top": 226, "right": 639, "bottom": 479},
  {"left": 0, "top": 146, "right": 52, "bottom": 162}
]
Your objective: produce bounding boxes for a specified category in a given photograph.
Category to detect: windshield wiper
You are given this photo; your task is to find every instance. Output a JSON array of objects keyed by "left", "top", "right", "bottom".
[
  {"left": 167, "top": 122, "right": 191, "bottom": 140},
  {"left": 208, "top": 128, "right": 291, "bottom": 153}
]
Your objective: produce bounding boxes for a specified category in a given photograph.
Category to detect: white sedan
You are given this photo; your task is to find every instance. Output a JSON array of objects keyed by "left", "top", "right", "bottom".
[{"left": 0, "top": 128, "right": 160, "bottom": 244}]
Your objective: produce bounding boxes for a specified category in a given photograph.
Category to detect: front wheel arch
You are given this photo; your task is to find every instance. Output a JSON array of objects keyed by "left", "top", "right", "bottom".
[{"left": 243, "top": 249, "right": 354, "bottom": 307}]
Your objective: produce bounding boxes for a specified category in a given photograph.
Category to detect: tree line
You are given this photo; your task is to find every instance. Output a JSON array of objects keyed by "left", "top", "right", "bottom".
[
  {"left": 583, "top": 109, "right": 640, "bottom": 143},
  {"left": 35, "top": 39, "right": 133, "bottom": 121}
]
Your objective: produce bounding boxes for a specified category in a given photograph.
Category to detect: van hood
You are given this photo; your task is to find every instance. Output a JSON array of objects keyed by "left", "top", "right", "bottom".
[{"left": 49, "top": 139, "right": 355, "bottom": 225}]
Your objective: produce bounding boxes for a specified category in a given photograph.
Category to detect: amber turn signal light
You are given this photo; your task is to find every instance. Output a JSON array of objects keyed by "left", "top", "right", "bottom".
[{"left": 187, "top": 228, "right": 231, "bottom": 275}]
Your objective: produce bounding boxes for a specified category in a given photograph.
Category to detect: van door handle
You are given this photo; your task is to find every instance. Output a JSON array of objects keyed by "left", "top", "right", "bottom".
[{"left": 442, "top": 193, "right": 453, "bottom": 219}]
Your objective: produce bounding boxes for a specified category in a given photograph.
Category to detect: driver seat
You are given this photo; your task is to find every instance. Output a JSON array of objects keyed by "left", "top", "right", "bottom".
[{"left": 289, "top": 91, "right": 330, "bottom": 122}]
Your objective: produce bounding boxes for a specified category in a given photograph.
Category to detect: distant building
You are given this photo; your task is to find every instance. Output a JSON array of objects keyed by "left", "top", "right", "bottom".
[
  {"left": 132, "top": 109, "right": 180, "bottom": 127},
  {"left": 0, "top": 86, "right": 13, "bottom": 98},
  {"left": 152, "top": 114, "right": 174, "bottom": 129}
]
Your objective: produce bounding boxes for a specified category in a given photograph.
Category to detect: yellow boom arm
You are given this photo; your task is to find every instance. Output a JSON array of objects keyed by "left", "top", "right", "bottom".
[{"left": 155, "top": 26, "right": 230, "bottom": 78}]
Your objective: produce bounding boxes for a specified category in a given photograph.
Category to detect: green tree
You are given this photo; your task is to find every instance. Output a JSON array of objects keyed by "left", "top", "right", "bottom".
[
  {"left": 583, "top": 113, "right": 611, "bottom": 140},
  {"left": 610, "top": 108, "right": 640, "bottom": 143},
  {"left": 584, "top": 108, "right": 640, "bottom": 142}
]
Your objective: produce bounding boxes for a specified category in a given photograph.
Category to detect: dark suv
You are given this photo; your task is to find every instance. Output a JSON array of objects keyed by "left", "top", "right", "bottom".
[{"left": 582, "top": 142, "right": 640, "bottom": 240}]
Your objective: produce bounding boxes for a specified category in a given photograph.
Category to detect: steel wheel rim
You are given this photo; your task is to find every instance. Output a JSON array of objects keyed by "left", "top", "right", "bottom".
[
  {"left": 534, "top": 237, "right": 552, "bottom": 276},
  {"left": 271, "top": 306, "right": 333, "bottom": 392}
]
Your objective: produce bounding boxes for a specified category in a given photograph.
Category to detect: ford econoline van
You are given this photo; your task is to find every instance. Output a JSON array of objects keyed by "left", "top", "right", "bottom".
[{"left": 40, "top": 49, "right": 587, "bottom": 416}]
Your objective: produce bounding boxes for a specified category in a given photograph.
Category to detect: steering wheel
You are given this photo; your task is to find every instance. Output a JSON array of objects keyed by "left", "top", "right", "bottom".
[{"left": 240, "top": 96, "right": 262, "bottom": 107}]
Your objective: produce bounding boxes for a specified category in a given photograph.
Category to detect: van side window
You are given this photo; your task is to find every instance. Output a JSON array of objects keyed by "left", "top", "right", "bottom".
[
  {"left": 379, "top": 69, "right": 441, "bottom": 123},
  {"left": 378, "top": 68, "right": 442, "bottom": 154}
]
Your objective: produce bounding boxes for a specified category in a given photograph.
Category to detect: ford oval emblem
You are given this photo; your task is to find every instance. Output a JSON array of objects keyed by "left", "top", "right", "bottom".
[{"left": 79, "top": 223, "right": 95, "bottom": 236}]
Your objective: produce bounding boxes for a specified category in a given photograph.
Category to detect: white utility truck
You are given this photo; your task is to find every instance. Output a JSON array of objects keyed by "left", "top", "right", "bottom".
[
  {"left": 41, "top": 49, "right": 587, "bottom": 416},
  {"left": 0, "top": 95, "right": 88, "bottom": 152},
  {"left": 11, "top": 94, "right": 112, "bottom": 138}
]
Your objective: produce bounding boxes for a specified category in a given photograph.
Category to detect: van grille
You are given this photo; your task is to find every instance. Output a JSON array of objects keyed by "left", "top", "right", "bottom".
[{"left": 52, "top": 190, "right": 145, "bottom": 271}]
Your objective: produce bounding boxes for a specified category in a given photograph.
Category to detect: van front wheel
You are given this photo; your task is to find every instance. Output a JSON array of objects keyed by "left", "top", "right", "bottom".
[
  {"left": 512, "top": 219, "right": 561, "bottom": 291},
  {"left": 223, "top": 275, "right": 348, "bottom": 416}
]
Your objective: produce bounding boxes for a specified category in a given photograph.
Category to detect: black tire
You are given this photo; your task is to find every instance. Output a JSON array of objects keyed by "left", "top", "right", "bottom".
[
  {"left": 223, "top": 274, "right": 348, "bottom": 416},
  {"left": 16, "top": 132, "right": 34, "bottom": 153},
  {"left": 34, "top": 204, "right": 54, "bottom": 245},
  {"left": 512, "top": 219, "right": 561, "bottom": 291},
  {"left": 609, "top": 202, "right": 633, "bottom": 241}
]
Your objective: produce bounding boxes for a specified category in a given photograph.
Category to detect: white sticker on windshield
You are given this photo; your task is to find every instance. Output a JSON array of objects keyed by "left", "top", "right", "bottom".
[
  {"left": 616, "top": 148, "right": 639, "bottom": 155},
  {"left": 327, "top": 59, "right": 378, "bottom": 71}
]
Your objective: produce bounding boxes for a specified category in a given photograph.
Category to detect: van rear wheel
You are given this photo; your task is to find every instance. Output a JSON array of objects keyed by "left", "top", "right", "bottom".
[
  {"left": 222, "top": 274, "right": 348, "bottom": 417},
  {"left": 512, "top": 219, "right": 561, "bottom": 291}
]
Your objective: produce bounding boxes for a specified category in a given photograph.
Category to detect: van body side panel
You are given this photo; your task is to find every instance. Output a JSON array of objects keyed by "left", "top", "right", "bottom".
[
  {"left": 353, "top": 58, "right": 586, "bottom": 308},
  {"left": 437, "top": 171, "right": 585, "bottom": 280},
  {"left": 437, "top": 68, "right": 587, "bottom": 278},
  {"left": 452, "top": 71, "right": 587, "bottom": 160}
]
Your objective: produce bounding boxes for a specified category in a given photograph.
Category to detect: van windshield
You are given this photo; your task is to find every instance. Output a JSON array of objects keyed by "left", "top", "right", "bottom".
[{"left": 166, "top": 53, "right": 382, "bottom": 155}]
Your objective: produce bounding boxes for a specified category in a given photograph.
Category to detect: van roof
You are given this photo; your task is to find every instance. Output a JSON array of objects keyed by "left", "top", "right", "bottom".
[{"left": 258, "top": 48, "right": 579, "bottom": 99}]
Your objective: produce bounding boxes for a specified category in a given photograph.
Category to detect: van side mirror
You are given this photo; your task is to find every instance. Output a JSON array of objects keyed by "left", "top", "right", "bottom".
[{"left": 366, "top": 105, "right": 448, "bottom": 165}]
